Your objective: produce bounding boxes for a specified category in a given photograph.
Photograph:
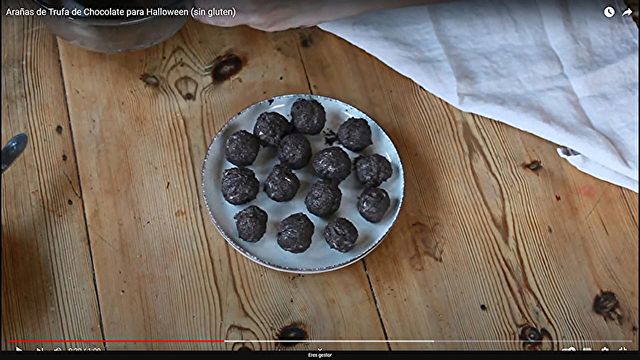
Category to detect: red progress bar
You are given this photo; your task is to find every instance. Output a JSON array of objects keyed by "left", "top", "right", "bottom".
[{"left": 9, "top": 340, "right": 225, "bottom": 343}]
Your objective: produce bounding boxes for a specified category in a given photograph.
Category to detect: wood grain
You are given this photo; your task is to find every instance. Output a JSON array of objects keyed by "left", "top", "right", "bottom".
[
  {"left": 296, "top": 27, "right": 638, "bottom": 350},
  {"left": 1, "top": 4, "right": 103, "bottom": 351},
  {"left": 57, "top": 21, "right": 386, "bottom": 350}
]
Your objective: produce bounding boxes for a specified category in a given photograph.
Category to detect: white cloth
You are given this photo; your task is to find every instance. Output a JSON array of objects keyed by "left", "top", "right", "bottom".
[{"left": 320, "top": 0, "right": 639, "bottom": 192}]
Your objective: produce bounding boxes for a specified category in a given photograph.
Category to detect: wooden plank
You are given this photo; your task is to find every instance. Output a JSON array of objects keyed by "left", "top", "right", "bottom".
[
  {"left": 297, "top": 27, "right": 638, "bottom": 350},
  {"left": 1, "top": 3, "right": 104, "bottom": 351},
  {"left": 58, "top": 21, "right": 386, "bottom": 350}
]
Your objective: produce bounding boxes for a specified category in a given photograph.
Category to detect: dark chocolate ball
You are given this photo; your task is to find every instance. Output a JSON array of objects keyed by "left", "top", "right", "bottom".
[
  {"left": 324, "top": 218, "right": 358, "bottom": 253},
  {"left": 233, "top": 205, "right": 268, "bottom": 242},
  {"left": 337, "top": 117, "right": 372, "bottom": 152},
  {"left": 290, "top": 98, "right": 326, "bottom": 135},
  {"left": 221, "top": 167, "right": 260, "bottom": 205},
  {"left": 305, "top": 180, "right": 342, "bottom": 218},
  {"left": 354, "top": 154, "right": 393, "bottom": 187},
  {"left": 253, "top": 111, "right": 290, "bottom": 147},
  {"left": 278, "top": 133, "right": 312, "bottom": 169},
  {"left": 264, "top": 164, "right": 300, "bottom": 202},
  {"left": 357, "top": 187, "right": 390, "bottom": 223},
  {"left": 277, "top": 213, "right": 314, "bottom": 253},
  {"left": 311, "top": 147, "right": 352, "bottom": 183},
  {"left": 225, "top": 130, "right": 260, "bottom": 166}
]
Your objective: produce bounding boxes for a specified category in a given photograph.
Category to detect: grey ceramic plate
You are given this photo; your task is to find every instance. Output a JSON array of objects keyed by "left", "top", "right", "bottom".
[{"left": 202, "top": 94, "right": 405, "bottom": 274}]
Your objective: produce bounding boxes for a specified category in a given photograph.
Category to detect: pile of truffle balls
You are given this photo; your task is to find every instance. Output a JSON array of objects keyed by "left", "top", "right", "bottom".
[{"left": 221, "top": 98, "right": 393, "bottom": 254}]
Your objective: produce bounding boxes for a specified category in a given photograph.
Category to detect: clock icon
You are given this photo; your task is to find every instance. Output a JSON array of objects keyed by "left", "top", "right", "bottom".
[{"left": 604, "top": 6, "right": 616, "bottom": 18}]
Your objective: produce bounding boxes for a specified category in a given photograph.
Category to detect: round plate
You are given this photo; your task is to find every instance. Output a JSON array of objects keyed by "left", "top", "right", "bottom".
[{"left": 202, "top": 94, "right": 405, "bottom": 274}]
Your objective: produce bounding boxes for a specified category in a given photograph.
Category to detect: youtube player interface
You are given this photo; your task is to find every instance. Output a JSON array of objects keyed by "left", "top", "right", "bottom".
[{"left": 1, "top": 0, "right": 638, "bottom": 356}]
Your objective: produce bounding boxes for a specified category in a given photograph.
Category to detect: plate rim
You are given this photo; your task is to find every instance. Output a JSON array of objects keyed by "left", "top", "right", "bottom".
[{"left": 201, "top": 93, "right": 405, "bottom": 274}]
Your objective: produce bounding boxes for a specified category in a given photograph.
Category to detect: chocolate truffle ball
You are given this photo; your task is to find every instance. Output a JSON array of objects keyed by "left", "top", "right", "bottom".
[
  {"left": 290, "top": 98, "right": 326, "bottom": 135},
  {"left": 253, "top": 111, "right": 290, "bottom": 147},
  {"left": 277, "top": 213, "right": 314, "bottom": 253},
  {"left": 233, "top": 205, "right": 268, "bottom": 242},
  {"left": 221, "top": 167, "right": 260, "bottom": 205},
  {"left": 324, "top": 218, "right": 358, "bottom": 253},
  {"left": 225, "top": 130, "right": 260, "bottom": 166},
  {"left": 311, "top": 147, "right": 352, "bottom": 183},
  {"left": 305, "top": 180, "right": 342, "bottom": 218},
  {"left": 337, "top": 117, "right": 372, "bottom": 152},
  {"left": 357, "top": 187, "right": 390, "bottom": 223},
  {"left": 354, "top": 154, "right": 393, "bottom": 187},
  {"left": 278, "top": 133, "right": 312, "bottom": 169},
  {"left": 264, "top": 164, "right": 300, "bottom": 202}
]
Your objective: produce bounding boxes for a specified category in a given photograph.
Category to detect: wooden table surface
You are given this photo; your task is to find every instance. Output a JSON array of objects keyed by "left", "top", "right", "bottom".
[{"left": 2, "top": 13, "right": 638, "bottom": 351}]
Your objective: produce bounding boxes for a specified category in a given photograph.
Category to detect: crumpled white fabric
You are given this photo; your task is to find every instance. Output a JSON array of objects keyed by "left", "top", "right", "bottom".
[{"left": 320, "top": 0, "right": 639, "bottom": 192}]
